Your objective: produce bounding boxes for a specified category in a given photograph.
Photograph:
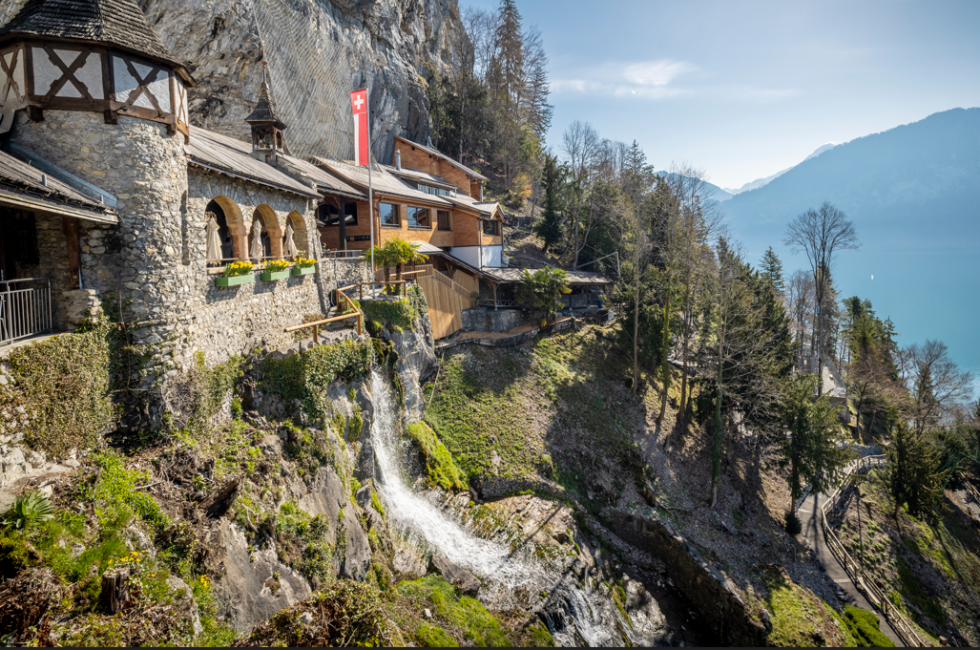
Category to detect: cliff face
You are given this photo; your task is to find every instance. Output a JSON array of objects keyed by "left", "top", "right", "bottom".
[{"left": 138, "top": 0, "right": 470, "bottom": 162}]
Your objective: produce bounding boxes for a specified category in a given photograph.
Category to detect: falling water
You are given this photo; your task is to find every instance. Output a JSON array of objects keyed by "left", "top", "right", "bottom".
[{"left": 368, "top": 370, "right": 658, "bottom": 646}]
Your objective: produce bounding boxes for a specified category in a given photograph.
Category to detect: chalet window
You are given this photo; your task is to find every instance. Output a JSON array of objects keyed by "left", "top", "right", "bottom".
[
  {"left": 380, "top": 202, "right": 400, "bottom": 227},
  {"left": 437, "top": 210, "right": 451, "bottom": 231},
  {"left": 408, "top": 206, "right": 430, "bottom": 229},
  {"left": 318, "top": 203, "right": 358, "bottom": 227},
  {"left": 482, "top": 219, "right": 500, "bottom": 236},
  {"left": 418, "top": 183, "right": 450, "bottom": 196}
]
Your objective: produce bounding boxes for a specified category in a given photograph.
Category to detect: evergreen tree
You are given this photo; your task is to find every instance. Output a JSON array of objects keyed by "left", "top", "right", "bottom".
[
  {"left": 781, "top": 375, "right": 854, "bottom": 509},
  {"left": 760, "top": 246, "right": 785, "bottom": 293},
  {"left": 887, "top": 422, "right": 947, "bottom": 519},
  {"left": 535, "top": 153, "right": 563, "bottom": 252}
]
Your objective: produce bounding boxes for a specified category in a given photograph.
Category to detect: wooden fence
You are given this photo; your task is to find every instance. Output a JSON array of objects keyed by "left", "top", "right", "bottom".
[
  {"left": 820, "top": 456, "right": 930, "bottom": 647},
  {"left": 417, "top": 270, "right": 476, "bottom": 340}
]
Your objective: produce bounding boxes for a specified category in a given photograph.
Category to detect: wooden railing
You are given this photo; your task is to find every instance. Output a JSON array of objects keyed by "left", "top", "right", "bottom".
[
  {"left": 284, "top": 285, "right": 362, "bottom": 342},
  {"left": 820, "top": 455, "right": 929, "bottom": 647}
]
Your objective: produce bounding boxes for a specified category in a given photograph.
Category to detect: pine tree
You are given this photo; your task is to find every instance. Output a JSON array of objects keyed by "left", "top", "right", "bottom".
[
  {"left": 535, "top": 153, "right": 563, "bottom": 252},
  {"left": 760, "top": 246, "right": 784, "bottom": 293},
  {"left": 887, "top": 422, "right": 946, "bottom": 519}
]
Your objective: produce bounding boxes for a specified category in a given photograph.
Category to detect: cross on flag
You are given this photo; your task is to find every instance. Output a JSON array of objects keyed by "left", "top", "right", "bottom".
[{"left": 351, "top": 89, "right": 369, "bottom": 166}]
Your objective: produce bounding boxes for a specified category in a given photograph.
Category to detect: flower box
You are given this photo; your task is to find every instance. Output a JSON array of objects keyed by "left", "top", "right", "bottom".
[
  {"left": 215, "top": 274, "right": 255, "bottom": 287},
  {"left": 260, "top": 270, "right": 290, "bottom": 281},
  {"left": 292, "top": 266, "right": 316, "bottom": 276}
]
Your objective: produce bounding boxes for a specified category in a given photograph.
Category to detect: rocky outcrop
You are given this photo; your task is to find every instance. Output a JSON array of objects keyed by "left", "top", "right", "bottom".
[
  {"left": 606, "top": 508, "right": 771, "bottom": 647},
  {"left": 389, "top": 315, "right": 438, "bottom": 422},
  {"left": 138, "top": 0, "right": 471, "bottom": 161}
]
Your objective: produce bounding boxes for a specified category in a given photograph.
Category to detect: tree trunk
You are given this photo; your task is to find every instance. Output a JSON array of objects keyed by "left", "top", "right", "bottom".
[
  {"left": 101, "top": 568, "right": 131, "bottom": 614},
  {"left": 657, "top": 267, "right": 673, "bottom": 429},
  {"left": 709, "top": 333, "right": 724, "bottom": 508}
]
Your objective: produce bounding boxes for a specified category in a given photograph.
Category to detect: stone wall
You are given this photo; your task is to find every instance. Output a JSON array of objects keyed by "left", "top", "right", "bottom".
[
  {"left": 176, "top": 168, "right": 324, "bottom": 368},
  {"left": 460, "top": 307, "right": 524, "bottom": 333},
  {"left": 9, "top": 112, "right": 188, "bottom": 359},
  {"left": 605, "top": 509, "right": 770, "bottom": 647}
]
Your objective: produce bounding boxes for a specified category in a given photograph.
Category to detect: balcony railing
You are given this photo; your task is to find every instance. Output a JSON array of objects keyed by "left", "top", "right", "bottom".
[{"left": 1, "top": 278, "right": 53, "bottom": 346}]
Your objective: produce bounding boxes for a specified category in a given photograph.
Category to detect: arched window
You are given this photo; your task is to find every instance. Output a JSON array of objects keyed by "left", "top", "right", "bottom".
[
  {"left": 285, "top": 211, "right": 308, "bottom": 258},
  {"left": 206, "top": 196, "right": 246, "bottom": 263},
  {"left": 249, "top": 205, "right": 283, "bottom": 260}
]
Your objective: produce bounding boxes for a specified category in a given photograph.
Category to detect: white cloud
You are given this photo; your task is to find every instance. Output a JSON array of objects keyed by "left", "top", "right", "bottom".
[{"left": 550, "top": 59, "right": 796, "bottom": 103}]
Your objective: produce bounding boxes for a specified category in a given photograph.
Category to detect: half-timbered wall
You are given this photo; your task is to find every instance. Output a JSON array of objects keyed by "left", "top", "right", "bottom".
[{"left": 1, "top": 40, "right": 188, "bottom": 136}]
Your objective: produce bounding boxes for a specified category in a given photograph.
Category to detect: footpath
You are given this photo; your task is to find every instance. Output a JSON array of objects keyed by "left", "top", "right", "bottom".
[{"left": 798, "top": 489, "right": 904, "bottom": 646}]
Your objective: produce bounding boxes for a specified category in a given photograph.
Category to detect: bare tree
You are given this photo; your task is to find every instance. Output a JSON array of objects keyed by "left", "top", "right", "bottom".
[
  {"left": 664, "top": 164, "right": 724, "bottom": 428},
  {"left": 903, "top": 340, "right": 974, "bottom": 434},
  {"left": 784, "top": 202, "right": 859, "bottom": 394},
  {"left": 786, "top": 269, "right": 814, "bottom": 358},
  {"left": 561, "top": 120, "right": 604, "bottom": 268}
]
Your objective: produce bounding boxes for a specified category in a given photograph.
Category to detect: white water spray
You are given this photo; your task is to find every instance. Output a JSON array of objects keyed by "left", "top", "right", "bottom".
[{"left": 368, "top": 370, "right": 650, "bottom": 647}]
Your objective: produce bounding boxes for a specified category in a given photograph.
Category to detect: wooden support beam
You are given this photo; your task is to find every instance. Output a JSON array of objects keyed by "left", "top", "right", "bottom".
[{"left": 62, "top": 217, "right": 80, "bottom": 289}]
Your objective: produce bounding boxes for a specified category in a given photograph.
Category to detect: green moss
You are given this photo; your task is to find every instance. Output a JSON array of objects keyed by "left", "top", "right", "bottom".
[
  {"left": 842, "top": 605, "right": 895, "bottom": 647},
  {"left": 360, "top": 298, "right": 417, "bottom": 332},
  {"left": 407, "top": 285, "right": 429, "bottom": 317},
  {"left": 406, "top": 421, "right": 468, "bottom": 491},
  {"left": 527, "top": 622, "right": 555, "bottom": 647},
  {"left": 417, "top": 623, "right": 458, "bottom": 647},
  {"left": 370, "top": 489, "right": 387, "bottom": 519},
  {"left": 398, "top": 575, "right": 511, "bottom": 647},
  {"left": 763, "top": 570, "right": 850, "bottom": 647},
  {"left": 261, "top": 339, "right": 374, "bottom": 423},
  {"left": 0, "top": 329, "right": 114, "bottom": 455}
]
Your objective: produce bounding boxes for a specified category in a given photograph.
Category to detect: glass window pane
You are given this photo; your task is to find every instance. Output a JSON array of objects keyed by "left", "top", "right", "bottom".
[{"left": 381, "top": 203, "right": 398, "bottom": 226}]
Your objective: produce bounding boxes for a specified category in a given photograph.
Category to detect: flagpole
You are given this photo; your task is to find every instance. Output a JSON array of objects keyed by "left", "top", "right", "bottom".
[{"left": 366, "top": 90, "right": 376, "bottom": 300}]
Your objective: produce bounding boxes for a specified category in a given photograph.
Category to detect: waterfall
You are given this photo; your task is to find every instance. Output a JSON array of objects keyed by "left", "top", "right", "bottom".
[{"left": 368, "top": 370, "right": 650, "bottom": 647}]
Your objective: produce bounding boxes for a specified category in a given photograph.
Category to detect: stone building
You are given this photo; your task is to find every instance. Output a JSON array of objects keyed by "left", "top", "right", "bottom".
[{"left": 0, "top": 0, "right": 368, "bottom": 371}]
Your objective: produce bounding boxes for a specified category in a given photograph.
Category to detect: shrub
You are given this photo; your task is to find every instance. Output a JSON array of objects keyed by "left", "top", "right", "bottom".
[
  {"left": 2, "top": 493, "right": 55, "bottom": 530},
  {"left": 406, "top": 422, "right": 468, "bottom": 491},
  {"left": 785, "top": 510, "right": 802, "bottom": 535},
  {"left": 360, "top": 298, "right": 416, "bottom": 332},
  {"left": 0, "top": 330, "right": 114, "bottom": 455},
  {"left": 261, "top": 340, "right": 373, "bottom": 423},
  {"left": 86, "top": 453, "right": 169, "bottom": 532}
]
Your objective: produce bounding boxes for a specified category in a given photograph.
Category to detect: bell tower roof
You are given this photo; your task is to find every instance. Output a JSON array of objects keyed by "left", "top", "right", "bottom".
[
  {"left": 0, "top": 0, "right": 193, "bottom": 84},
  {"left": 245, "top": 75, "right": 286, "bottom": 130}
]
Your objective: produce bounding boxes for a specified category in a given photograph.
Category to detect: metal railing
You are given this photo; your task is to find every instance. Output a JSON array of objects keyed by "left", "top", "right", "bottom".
[
  {"left": 321, "top": 249, "right": 366, "bottom": 259},
  {"left": 1, "top": 278, "right": 53, "bottom": 346}
]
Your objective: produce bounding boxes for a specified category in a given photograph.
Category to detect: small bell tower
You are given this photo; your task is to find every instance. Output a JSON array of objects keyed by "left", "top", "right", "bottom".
[{"left": 245, "top": 62, "right": 287, "bottom": 163}]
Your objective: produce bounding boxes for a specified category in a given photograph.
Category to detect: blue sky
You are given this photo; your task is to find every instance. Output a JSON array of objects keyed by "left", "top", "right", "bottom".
[{"left": 464, "top": 0, "right": 980, "bottom": 190}]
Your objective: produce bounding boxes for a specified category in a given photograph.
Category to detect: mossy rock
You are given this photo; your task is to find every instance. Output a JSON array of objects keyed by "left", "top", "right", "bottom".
[
  {"left": 416, "top": 623, "right": 458, "bottom": 647},
  {"left": 406, "top": 421, "right": 468, "bottom": 491}
]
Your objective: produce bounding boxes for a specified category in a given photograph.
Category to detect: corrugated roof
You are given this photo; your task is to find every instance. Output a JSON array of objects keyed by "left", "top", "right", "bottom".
[
  {"left": 185, "top": 127, "right": 320, "bottom": 199},
  {"left": 311, "top": 157, "right": 454, "bottom": 207},
  {"left": 279, "top": 156, "right": 365, "bottom": 200},
  {"left": 0, "top": 148, "right": 116, "bottom": 222},
  {"left": 390, "top": 167, "right": 456, "bottom": 190},
  {"left": 477, "top": 267, "right": 612, "bottom": 286},
  {"left": 394, "top": 136, "right": 488, "bottom": 181},
  {"left": 0, "top": 0, "right": 193, "bottom": 83},
  {"left": 446, "top": 192, "right": 503, "bottom": 218}
]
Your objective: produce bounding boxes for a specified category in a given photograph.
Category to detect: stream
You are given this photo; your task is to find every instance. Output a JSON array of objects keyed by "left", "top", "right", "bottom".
[{"left": 368, "top": 370, "right": 671, "bottom": 646}]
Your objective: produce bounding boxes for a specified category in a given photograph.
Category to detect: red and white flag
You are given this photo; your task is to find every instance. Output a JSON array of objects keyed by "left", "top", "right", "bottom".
[{"left": 351, "top": 89, "right": 369, "bottom": 166}]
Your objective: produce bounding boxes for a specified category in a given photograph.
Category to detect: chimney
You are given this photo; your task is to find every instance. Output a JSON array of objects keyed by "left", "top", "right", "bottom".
[{"left": 395, "top": 150, "right": 402, "bottom": 170}]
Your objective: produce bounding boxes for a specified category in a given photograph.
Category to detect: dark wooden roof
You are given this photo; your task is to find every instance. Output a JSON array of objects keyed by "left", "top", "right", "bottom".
[
  {"left": 0, "top": 0, "right": 193, "bottom": 83},
  {"left": 0, "top": 148, "right": 117, "bottom": 223},
  {"left": 245, "top": 80, "right": 286, "bottom": 129}
]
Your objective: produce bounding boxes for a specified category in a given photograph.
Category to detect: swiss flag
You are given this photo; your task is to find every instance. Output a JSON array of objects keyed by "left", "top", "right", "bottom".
[{"left": 351, "top": 89, "right": 369, "bottom": 166}]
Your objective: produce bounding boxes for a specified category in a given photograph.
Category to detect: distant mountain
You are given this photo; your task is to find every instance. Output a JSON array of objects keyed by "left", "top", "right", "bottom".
[
  {"left": 655, "top": 171, "right": 734, "bottom": 203},
  {"left": 723, "top": 143, "right": 837, "bottom": 195},
  {"left": 722, "top": 108, "right": 980, "bottom": 249}
]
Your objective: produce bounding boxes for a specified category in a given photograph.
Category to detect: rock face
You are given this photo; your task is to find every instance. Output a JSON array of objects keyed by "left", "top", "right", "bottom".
[
  {"left": 138, "top": 0, "right": 471, "bottom": 161},
  {"left": 389, "top": 315, "right": 438, "bottom": 422}
]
